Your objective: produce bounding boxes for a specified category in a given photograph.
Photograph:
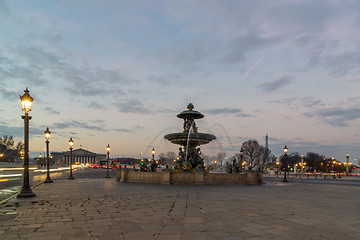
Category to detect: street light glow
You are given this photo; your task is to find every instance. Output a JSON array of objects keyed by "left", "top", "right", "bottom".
[
  {"left": 44, "top": 127, "right": 51, "bottom": 140},
  {"left": 69, "top": 138, "right": 74, "bottom": 147},
  {"left": 20, "top": 88, "right": 33, "bottom": 113}
]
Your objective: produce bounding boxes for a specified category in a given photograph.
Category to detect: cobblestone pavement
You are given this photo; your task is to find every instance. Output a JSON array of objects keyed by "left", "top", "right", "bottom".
[{"left": 1, "top": 169, "right": 359, "bottom": 240}]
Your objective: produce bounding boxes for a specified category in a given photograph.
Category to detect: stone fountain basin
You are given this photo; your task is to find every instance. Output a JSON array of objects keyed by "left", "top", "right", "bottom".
[{"left": 164, "top": 132, "right": 216, "bottom": 146}]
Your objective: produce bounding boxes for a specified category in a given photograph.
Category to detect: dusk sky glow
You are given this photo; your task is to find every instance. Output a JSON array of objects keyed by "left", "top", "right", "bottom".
[{"left": 1, "top": 0, "right": 360, "bottom": 164}]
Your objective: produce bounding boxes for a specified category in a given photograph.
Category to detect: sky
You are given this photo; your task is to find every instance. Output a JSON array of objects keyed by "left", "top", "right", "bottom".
[{"left": 1, "top": 0, "right": 360, "bottom": 164}]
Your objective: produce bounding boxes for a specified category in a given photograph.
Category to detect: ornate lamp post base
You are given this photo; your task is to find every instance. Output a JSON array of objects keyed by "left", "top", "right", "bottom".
[
  {"left": 17, "top": 188, "right": 36, "bottom": 198},
  {"left": 68, "top": 175, "right": 75, "bottom": 180},
  {"left": 44, "top": 177, "right": 53, "bottom": 183}
]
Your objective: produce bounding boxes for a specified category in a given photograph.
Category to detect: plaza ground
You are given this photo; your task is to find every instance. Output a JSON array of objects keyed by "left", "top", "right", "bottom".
[{"left": 0, "top": 168, "right": 359, "bottom": 240}]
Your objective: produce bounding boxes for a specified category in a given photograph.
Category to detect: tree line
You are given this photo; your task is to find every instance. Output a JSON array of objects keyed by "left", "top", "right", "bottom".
[
  {"left": 156, "top": 139, "right": 272, "bottom": 171},
  {"left": 0, "top": 136, "right": 24, "bottom": 162},
  {"left": 155, "top": 139, "right": 353, "bottom": 173},
  {"left": 278, "top": 152, "right": 350, "bottom": 172}
]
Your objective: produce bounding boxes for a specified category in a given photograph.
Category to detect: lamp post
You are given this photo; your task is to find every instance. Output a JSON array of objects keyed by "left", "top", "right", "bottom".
[
  {"left": 301, "top": 154, "right": 304, "bottom": 177},
  {"left": 151, "top": 148, "right": 156, "bottom": 172},
  {"left": 17, "top": 88, "right": 36, "bottom": 198},
  {"left": 44, "top": 127, "right": 53, "bottom": 183},
  {"left": 68, "top": 138, "right": 75, "bottom": 180},
  {"left": 282, "top": 145, "right": 288, "bottom": 182},
  {"left": 276, "top": 161, "right": 279, "bottom": 178},
  {"left": 338, "top": 162, "right": 341, "bottom": 178},
  {"left": 239, "top": 148, "right": 244, "bottom": 172},
  {"left": 105, "top": 144, "right": 111, "bottom": 178},
  {"left": 346, "top": 153, "right": 350, "bottom": 176},
  {"left": 332, "top": 157, "right": 336, "bottom": 179}
]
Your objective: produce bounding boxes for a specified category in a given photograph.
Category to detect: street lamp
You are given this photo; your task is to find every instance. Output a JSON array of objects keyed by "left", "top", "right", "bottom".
[
  {"left": 276, "top": 161, "right": 279, "bottom": 178},
  {"left": 105, "top": 144, "right": 111, "bottom": 178},
  {"left": 17, "top": 88, "right": 36, "bottom": 198},
  {"left": 43, "top": 127, "right": 53, "bottom": 183},
  {"left": 151, "top": 148, "right": 156, "bottom": 172},
  {"left": 346, "top": 153, "right": 350, "bottom": 176},
  {"left": 332, "top": 157, "right": 336, "bottom": 179},
  {"left": 282, "top": 145, "right": 288, "bottom": 182},
  {"left": 240, "top": 148, "right": 244, "bottom": 172},
  {"left": 68, "top": 138, "right": 75, "bottom": 180},
  {"left": 300, "top": 154, "right": 304, "bottom": 176}
]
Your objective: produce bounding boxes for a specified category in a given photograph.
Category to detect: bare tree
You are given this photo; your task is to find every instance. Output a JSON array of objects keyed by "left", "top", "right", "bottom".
[
  {"left": 158, "top": 151, "right": 176, "bottom": 165},
  {"left": 0, "top": 136, "right": 15, "bottom": 149},
  {"left": 0, "top": 136, "right": 24, "bottom": 162},
  {"left": 241, "top": 140, "right": 261, "bottom": 170},
  {"left": 15, "top": 142, "right": 24, "bottom": 151},
  {"left": 257, "top": 146, "right": 271, "bottom": 170}
]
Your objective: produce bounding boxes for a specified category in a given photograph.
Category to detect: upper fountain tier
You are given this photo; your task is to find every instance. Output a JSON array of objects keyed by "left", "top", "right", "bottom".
[
  {"left": 164, "top": 103, "right": 216, "bottom": 147},
  {"left": 176, "top": 103, "right": 204, "bottom": 120}
]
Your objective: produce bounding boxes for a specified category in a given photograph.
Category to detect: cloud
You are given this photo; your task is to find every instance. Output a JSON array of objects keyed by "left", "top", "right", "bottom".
[
  {"left": 204, "top": 108, "right": 242, "bottom": 115},
  {"left": 87, "top": 101, "right": 104, "bottom": 109},
  {"left": 147, "top": 74, "right": 182, "bottom": 86},
  {"left": 53, "top": 120, "right": 107, "bottom": 132},
  {"left": 204, "top": 108, "right": 254, "bottom": 118},
  {"left": 236, "top": 113, "right": 253, "bottom": 118},
  {"left": 271, "top": 97, "right": 323, "bottom": 110},
  {"left": 0, "top": 88, "right": 18, "bottom": 101},
  {"left": 220, "top": 33, "right": 276, "bottom": 64},
  {"left": 62, "top": 65, "right": 137, "bottom": 96},
  {"left": 0, "top": 122, "right": 43, "bottom": 138},
  {"left": 44, "top": 107, "right": 60, "bottom": 115},
  {"left": 0, "top": 44, "right": 136, "bottom": 99},
  {"left": 117, "top": 99, "right": 150, "bottom": 114},
  {"left": 304, "top": 107, "right": 360, "bottom": 127},
  {"left": 0, "top": 125, "right": 23, "bottom": 138},
  {"left": 148, "top": 75, "right": 171, "bottom": 86},
  {"left": 257, "top": 75, "right": 294, "bottom": 93},
  {"left": 0, "top": 1, "right": 10, "bottom": 15},
  {"left": 113, "top": 128, "right": 132, "bottom": 133}
]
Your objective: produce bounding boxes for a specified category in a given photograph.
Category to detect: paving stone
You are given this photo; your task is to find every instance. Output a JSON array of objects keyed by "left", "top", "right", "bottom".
[
  {"left": 1, "top": 170, "right": 360, "bottom": 240},
  {"left": 158, "top": 234, "right": 181, "bottom": 240},
  {"left": 182, "top": 231, "right": 206, "bottom": 240}
]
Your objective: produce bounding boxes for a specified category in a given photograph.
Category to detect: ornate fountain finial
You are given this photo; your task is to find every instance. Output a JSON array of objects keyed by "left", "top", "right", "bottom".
[{"left": 187, "top": 103, "right": 194, "bottom": 110}]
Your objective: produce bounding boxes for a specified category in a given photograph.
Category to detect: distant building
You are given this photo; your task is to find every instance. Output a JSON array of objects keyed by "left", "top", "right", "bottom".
[{"left": 51, "top": 148, "right": 106, "bottom": 165}]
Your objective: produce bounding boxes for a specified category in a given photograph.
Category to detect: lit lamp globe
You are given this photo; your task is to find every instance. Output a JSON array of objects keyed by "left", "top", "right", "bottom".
[
  {"left": 44, "top": 127, "right": 51, "bottom": 141},
  {"left": 152, "top": 148, "right": 155, "bottom": 156},
  {"left": 106, "top": 144, "right": 111, "bottom": 153},
  {"left": 69, "top": 138, "right": 74, "bottom": 148},
  {"left": 283, "top": 145, "right": 288, "bottom": 154},
  {"left": 20, "top": 88, "right": 33, "bottom": 114}
]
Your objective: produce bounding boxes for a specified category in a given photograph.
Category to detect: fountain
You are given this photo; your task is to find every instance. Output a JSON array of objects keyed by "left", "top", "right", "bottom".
[
  {"left": 117, "top": 103, "right": 263, "bottom": 185},
  {"left": 164, "top": 103, "right": 216, "bottom": 171}
]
